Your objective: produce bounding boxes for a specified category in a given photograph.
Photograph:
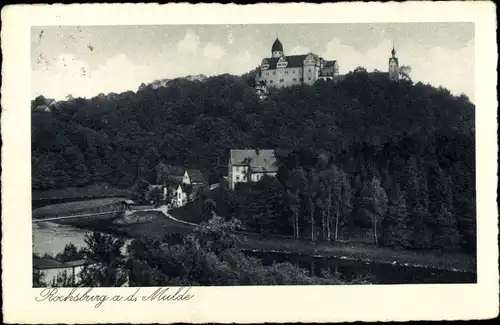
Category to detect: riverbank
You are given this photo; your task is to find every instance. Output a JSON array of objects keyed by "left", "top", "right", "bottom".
[
  {"left": 61, "top": 210, "right": 475, "bottom": 274},
  {"left": 236, "top": 234, "right": 476, "bottom": 273}
]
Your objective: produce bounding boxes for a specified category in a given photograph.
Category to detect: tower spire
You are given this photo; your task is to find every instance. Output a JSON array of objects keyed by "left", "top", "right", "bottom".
[{"left": 391, "top": 41, "right": 396, "bottom": 57}]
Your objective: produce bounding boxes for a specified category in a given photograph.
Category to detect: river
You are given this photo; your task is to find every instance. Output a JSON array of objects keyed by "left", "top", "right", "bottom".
[
  {"left": 33, "top": 221, "right": 91, "bottom": 256},
  {"left": 32, "top": 221, "right": 132, "bottom": 257},
  {"left": 33, "top": 222, "right": 476, "bottom": 285}
]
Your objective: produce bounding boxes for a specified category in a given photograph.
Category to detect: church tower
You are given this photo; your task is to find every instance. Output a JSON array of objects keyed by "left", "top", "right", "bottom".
[
  {"left": 388, "top": 45, "right": 399, "bottom": 81},
  {"left": 271, "top": 38, "right": 284, "bottom": 58}
]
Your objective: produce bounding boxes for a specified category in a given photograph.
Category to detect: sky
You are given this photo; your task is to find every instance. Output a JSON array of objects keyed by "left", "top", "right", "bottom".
[{"left": 31, "top": 23, "right": 475, "bottom": 102}]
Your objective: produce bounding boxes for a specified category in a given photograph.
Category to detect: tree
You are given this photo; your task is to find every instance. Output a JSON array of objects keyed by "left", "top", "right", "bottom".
[
  {"left": 56, "top": 243, "right": 83, "bottom": 262},
  {"left": 353, "top": 66, "right": 367, "bottom": 74},
  {"left": 399, "top": 65, "right": 412, "bottom": 81},
  {"left": 156, "top": 163, "right": 185, "bottom": 184},
  {"left": 361, "top": 178, "right": 388, "bottom": 246},
  {"left": 411, "top": 204, "right": 433, "bottom": 249},
  {"left": 317, "top": 165, "right": 352, "bottom": 242},
  {"left": 286, "top": 168, "right": 307, "bottom": 239},
  {"left": 433, "top": 204, "right": 461, "bottom": 250},
  {"left": 244, "top": 176, "right": 284, "bottom": 236},
  {"left": 302, "top": 170, "right": 318, "bottom": 241},
  {"left": 202, "top": 197, "right": 217, "bottom": 222},
  {"left": 51, "top": 270, "right": 74, "bottom": 287},
  {"left": 381, "top": 185, "right": 412, "bottom": 248},
  {"left": 194, "top": 216, "right": 243, "bottom": 254},
  {"left": 402, "top": 155, "right": 419, "bottom": 208},
  {"left": 78, "top": 232, "right": 127, "bottom": 287},
  {"left": 331, "top": 166, "right": 352, "bottom": 242},
  {"left": 33, "top": 95, "right": 47, "bottom": 108},
  {"left": 131, "top": 180, "right": 150, "bottom": 204},
  {"left": 147, "top": 187, "right": 163, "bottom": 204},
  {"left": 32, "top": 253, "right": 47, "bottom": 287}
]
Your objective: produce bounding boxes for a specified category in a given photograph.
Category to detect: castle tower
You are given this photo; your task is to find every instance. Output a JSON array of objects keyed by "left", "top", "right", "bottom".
[
  {"left": 388, "top": 45, "right": 399, "bottom": 81},
  {"left": 271, "top": 38, "right": 284, "bottom": 58}
]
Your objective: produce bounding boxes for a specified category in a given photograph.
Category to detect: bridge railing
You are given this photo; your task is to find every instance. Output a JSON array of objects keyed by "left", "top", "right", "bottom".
[{"left": 32, "top": 207, "right": 126, "bottom": 223}]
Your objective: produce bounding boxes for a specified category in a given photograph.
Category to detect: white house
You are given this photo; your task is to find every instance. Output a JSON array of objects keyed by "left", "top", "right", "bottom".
[
  {"left": 228, "top": 149, "right": 278, "bottom": 190},
  {"left": 33, "top": 257, "right": 96, "bottom": 287},
  {"left": 174, "top": 183, "right": 206, "bottom": 207},
  {"left": 172, "top": 169, "right": 207, "bottom": 207}
]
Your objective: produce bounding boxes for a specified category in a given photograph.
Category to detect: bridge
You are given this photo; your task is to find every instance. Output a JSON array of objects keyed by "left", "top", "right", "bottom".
[
  {"left": 32, "top": 210, "right": 125, "bottom": 223},
  {"left": 32, "top": 198, "right": 133, "bottom": 224}
]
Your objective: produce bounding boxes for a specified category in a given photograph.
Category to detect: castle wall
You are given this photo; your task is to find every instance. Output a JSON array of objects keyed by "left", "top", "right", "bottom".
[
  {"left": 303, "top": 62, "right": 321, "bottom": 85},
  {"left": 260, "top": 66, "right": 303, "bottom": 88}
]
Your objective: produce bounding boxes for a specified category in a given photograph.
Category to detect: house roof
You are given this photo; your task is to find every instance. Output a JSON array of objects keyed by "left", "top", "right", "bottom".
[
  {"left": 262, "top": 54, "right": 315, "bottom": 69},
  {"left": 167, "top": 175, "right": 184, "bottom": 184},
  {"left": 230, "top": 149, "right": 278, "bottom": 173},
  {"left": 34, "top": 98, "right": 57, "bottom": 112},
  {"left": 32, "top": 197, "right": 130, "bottom": 218},
  {"left": 178, "top": 183, "right": 205, "bottom": 193},
  {"left": 64, "top": 259, "right": 96, "bottom": 267},
  {"left": 33, "top": 257, "right": 95, "bottom": 269},
  {"left": 323, "top": 60, "right": 337, "bottom": 68},
  {"left": 186, "top": 169, "right": 205, "bottom": 183},
  {"left": 33, "top": 257, "right": 67, "bottom": 269}
]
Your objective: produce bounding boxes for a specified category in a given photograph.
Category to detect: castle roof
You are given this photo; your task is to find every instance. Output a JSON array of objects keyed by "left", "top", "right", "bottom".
[
  {"left": 230, "top": 149, "right": 278, "bottom": 173},
  {"left": 271, "top": 38, "right": 283, "bottom": 52},
  {"left": 323, "top": 60, "right": 337, "bottom": 68},
  {"left": 262, "top": 54, "right": 310, "bottom": 69}
]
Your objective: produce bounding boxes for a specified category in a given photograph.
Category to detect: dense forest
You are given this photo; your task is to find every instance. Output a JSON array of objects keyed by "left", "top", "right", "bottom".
[{"left": 32, "top": 69, "right": 476, "bottom": 254}]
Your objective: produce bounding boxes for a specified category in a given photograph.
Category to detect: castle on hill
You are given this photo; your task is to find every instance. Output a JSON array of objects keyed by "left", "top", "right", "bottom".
[{"left": 254, "top": 38, "right": 400, "bottom": 98}]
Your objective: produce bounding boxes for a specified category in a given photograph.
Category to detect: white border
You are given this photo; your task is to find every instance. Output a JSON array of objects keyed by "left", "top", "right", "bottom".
[{"left": 1, "top": 2, "right": 498, "bottom": 323}]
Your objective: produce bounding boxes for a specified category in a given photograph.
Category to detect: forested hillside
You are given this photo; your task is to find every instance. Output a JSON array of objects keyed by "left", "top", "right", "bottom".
[{"left": 32, "top": 70, "right": 476, "bottom": 253}]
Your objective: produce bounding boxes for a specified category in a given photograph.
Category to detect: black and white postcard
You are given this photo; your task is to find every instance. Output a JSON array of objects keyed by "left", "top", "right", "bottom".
[{"left": 1, "top": 2, "right": 498, "bottom": 323}]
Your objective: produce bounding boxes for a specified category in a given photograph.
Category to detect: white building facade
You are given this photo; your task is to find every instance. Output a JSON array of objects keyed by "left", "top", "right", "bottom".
[{"left": 228, "top": 149, "right": 278, "bottom": 190}]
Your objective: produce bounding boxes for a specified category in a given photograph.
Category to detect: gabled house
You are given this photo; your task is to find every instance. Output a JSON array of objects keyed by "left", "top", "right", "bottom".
[
  {"left": 228, "top": 149, "right": 278, "bottom": 190},
  {"left": 182, "top": 169, "right": 206, "bottom": 185},
  {"left": 165, "top": 175, "right": 184, "bottom": 198},
  {"left": 174, "top": 183, "right": 206, "bottom": 208},
  {"left": 171, "top": 169, "right": 207, "bottom": 207}
]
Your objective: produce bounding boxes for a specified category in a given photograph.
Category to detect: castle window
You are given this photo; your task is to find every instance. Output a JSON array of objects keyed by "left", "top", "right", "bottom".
[
  {"left": 293, "top": 78, "right": 297, "bottom": 81},
  {"left": 280, "top": 79, "right": 284, "bottom": 82},
  {"left": 270, "top": 80, "right": 273, "bottom": 83},
  {"left": 236, "top": 176, "right": 240, "bottom": 181},
  {"left": 308, "top": 77, "right": 311, "bottom": 80},
  {"left": 285, "top": 70, "right": 288, "bottom": 74},
  {"left": 308, "top": 69, "right": 312, "bottom": 72}
]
